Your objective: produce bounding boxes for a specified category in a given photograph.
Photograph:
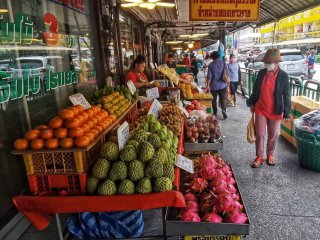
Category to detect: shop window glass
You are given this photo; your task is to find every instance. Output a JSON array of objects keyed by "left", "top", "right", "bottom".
[
  {"left": 120, "top": 14, "right": 134, "bottom": 73},
  {"left": 0, "top": 0, "right": 96, "bottom": 228}
]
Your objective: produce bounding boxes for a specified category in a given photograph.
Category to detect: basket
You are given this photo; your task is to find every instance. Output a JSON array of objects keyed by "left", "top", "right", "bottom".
[
  {"left": 22, "top": 137, "right": 103, "bottom": 175},
  {"left": 28, "top": 173, "right": 87, "bottom": 195},
  {"left": 295, "top": 126, "right": 320, "bottom": 172}
]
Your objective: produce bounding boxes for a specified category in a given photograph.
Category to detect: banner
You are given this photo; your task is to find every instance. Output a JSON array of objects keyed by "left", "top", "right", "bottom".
[{"left": 189, "top": 0, "right": 260, "bottom": 21}]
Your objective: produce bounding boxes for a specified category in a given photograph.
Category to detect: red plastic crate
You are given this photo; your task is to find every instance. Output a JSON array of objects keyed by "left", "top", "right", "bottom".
[{"left": 28, "top": 173, "right": 87, "bottom": 196}]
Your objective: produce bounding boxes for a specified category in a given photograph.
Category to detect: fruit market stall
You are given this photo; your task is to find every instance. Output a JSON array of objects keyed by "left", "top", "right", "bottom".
[{"left": 12, "top": 97, "right": 186, "bottom": 239}]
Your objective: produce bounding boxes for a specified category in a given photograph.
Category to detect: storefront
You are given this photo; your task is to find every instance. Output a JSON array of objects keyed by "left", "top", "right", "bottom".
[{"left": 0, "top": 0, "right": 98, "bottom": 232}]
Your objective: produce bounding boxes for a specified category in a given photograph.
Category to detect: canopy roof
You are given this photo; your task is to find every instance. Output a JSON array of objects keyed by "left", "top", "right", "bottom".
[{"left": 121, "top": 0, "right": 320, "bottom": 46}]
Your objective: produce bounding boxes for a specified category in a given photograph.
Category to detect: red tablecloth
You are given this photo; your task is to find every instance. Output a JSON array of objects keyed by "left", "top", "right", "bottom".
[
  {"left": 13, "top": 190, "right": 185, "bottom": 230},
  {"left": 13, "top": 116, "right": 186, "bottom": 231}
]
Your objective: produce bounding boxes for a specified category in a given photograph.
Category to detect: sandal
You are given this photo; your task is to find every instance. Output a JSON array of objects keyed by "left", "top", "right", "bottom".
[
  {"left": 267, "top": 156, "right": 276, "bottom": 166},
  {"left": 251, "top": 157, "right": 264, "bottom": 168}
]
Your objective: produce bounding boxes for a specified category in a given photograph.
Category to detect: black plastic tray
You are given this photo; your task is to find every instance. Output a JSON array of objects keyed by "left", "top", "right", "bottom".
[{"left": 165, "top": 165, "right": 250, "bottom": 237}]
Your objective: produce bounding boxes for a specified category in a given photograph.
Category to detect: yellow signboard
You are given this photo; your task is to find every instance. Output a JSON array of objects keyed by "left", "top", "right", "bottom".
[
  {"left": 189, "top": 0, "right": 260, "bottom": 22},
  {"left": 185, "top": 235, "right": 241, "bottom": 240}
]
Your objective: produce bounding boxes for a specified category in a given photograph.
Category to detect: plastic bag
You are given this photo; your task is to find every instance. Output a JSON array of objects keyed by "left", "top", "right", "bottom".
[
  {"left": 247, "top": 114, "right": 256, "bottom": 143},
  {"left": 189, "top": 110, "right": 208, "bottom": 121}
]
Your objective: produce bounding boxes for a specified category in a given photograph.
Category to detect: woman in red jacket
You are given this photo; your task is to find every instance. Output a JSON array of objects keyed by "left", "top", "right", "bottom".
[{"left": 247, "top": 49, "right": 291, "bottom": 168}]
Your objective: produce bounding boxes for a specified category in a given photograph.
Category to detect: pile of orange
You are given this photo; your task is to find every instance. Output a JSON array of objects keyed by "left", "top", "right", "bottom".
[{"left": 14, "top": 105, "right": 117, "bottom": 150}]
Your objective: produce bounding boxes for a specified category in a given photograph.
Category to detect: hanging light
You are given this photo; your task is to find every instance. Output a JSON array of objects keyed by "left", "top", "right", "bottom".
[
  {"left": 124, "top": 0, "right": 142, "bottom": 2},
  {"left": 166, "top": 40, "right": 183, "bottom": 44},
  {"left": 121, "top": 3, "right": 139, "bottom": 7},
  {"left": 188, "top": 40, "right": 193, "bottom": 49},
  {"left": 139, "top": 2, "right": 156, "bottom": 9},
  {"left": 0, "top": 9, "right": 8, "bottom": 13},
  {"left": 155, "top": 2, "right": 175, "bottom": 7}
]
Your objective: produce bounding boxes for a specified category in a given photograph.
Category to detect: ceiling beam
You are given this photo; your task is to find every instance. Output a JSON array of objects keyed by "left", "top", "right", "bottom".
[{"left": 260, "top": 6, "right": 278, "bottom": 21}]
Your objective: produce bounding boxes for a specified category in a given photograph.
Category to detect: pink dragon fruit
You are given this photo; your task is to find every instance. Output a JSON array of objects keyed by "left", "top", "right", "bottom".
[
  {"left": 225, "top": 177, "right": 236, "bottom": 185},
  {"left": 215, "top": 169, "right": 227, "bottom": 181},
  {"left": 216, "top": 194, "right": 235, "bottom": 213},
  {"left": 180, "top": 210, "right": 201, "bottom": 222},
  {"left": 187, "top": 178, "right": 208, "bottom": 193},
  {"left": 201, "top": 212, "right": 222, "bottom": 223},
  {"left": 199, "top": 192, "right": 215, "bottom": 204},
  {"left": 184, "top": 193, "right": 198, "bottom": 203},
  {"left": 200, "top": 201, "right": 218, "bottom": 215},
  {"left": 233, "top": 201, "right": 244, "bottom": 212},
  {"left": 225, "top": 211, "right": 248, "bottom": 224},
  {"left": 231, "top": 193, "right": 240, "bottom": 201},
  {"left": 199, "top": 165, "right": 217, "bottom": 180},
  {"left": 210, "top": 180, "right": 228, "bottom": 194},
  {"left": 185, "top": 201, "right": 199, "bottom": 212},
  {"left": 227, "top": 184, "right": 237, "bottom": 194}
]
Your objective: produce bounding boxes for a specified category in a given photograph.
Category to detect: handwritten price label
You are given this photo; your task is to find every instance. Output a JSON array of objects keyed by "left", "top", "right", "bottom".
[
  {"left": 127, "top": 80, "right": 136, "bottom": 95},
  {"left": 69, "top": 93, "right": 91, "bottom": 109},
  {"left": 175, "top": 154, "right": 194, "bottom": 173},
  {"left": 148, "top": 99, "right": 163, "bottom": 119},
  {"left": 117, "top": 121, "right": 129, "bottom": 150},
  {"left": 146, "top": 87, "right": 159, "bottom": 99}
]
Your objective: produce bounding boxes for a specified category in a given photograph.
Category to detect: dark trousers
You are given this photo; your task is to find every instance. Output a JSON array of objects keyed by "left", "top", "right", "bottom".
[
  {"left": 211, "top": 87, "right": 227, "bottom": 115},
  {"left": 229, "top": 82, "right": 238, "bottom": 102}
]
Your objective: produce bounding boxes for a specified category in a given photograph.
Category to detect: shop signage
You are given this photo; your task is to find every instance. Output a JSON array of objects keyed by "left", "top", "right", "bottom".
[
  {"left": 0, "top": 13, "right": 77, "bottom": 47},
  {"left": 175, "top": 154, "right": 194, "bottom": 173},
  {"left": 69, "top": 93, "right": 91, "bottom": 109},
  {"left": 0, "top": 70, "right": 78, "bottom": 103},
  {"left": 117, "top": 121, "right": 129, "bottom": 150},
  {"left": 146, "top": 87, "right": 159, "bottom": 99},
  {"left": 189, "top": 0, "right": 260, "bottom": 21},
  {"left": 148, "top": 99, "right": 162, "bottom": 119}
]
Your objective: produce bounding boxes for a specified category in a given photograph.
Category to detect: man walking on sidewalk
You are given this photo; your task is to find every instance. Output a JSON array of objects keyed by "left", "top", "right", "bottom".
[{"left": 247, "top": 49, "right": 291, "bottom": 168}]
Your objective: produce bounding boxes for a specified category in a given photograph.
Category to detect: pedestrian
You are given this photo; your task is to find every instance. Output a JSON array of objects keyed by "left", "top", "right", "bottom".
[
  {"left": 247, "top": 49, "right": 291, "bottom": 168},
  {"left": 206, "top": 51, "right": 229, "bottom": 119},
  {"left": 182, "top": 53, "right": 191, "bottom": 66},
  {"left": 166, "top": 54, "right": 176, "bottom": 69},
  {"left": 227, "top": 54, "right": 241, "bottom": 105},
  {"left": 307, "top": 49, "right": 315, "bottom": 78},
  {"left": 203, "top": 54, "right": 213, "bottom": 77},
  {"left": 190, "top": 54, "right": 199, "bottom": 83}
]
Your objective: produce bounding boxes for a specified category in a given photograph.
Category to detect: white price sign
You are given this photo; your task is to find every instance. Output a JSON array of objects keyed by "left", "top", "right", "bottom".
[
  {"left": 146, "top": 87, "right": 159, "bottom": 99},
  {"left": 148, "top": 99, "right": 163, "bottom": 119},
  {"left": 184, "top": 101, "right": 192, "bottom": 106},
  {"left": 175, "top": 154, "right": 194, "bottom": 174},
  {"left": 117, "top": 121, "right": 129, "bottom": 150},
  {"left": 69, "top": 93, "right": 91, "bottom": 109},
  {"left": 127, "top": 80, "right": 136, "bottom": 95}
]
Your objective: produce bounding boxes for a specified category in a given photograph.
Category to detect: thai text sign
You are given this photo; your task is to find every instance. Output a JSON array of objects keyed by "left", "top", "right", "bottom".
[
  {"left": 0, "top": 70, "right": 78, "bottom": 103},
  {"left": 190, "top": 0, "right": 260, "bottom": 21}
]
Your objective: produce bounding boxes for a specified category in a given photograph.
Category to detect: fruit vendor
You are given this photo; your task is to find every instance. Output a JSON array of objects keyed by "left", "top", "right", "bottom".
[
  {"left": 205, "top": 51, "right": 228, "bottom": 119},
  {"left": 125, "top": 55, "right": 150, "bottom": 88},
  {"left": 247, "top": 49, "right": 291, "bottom": 168}
]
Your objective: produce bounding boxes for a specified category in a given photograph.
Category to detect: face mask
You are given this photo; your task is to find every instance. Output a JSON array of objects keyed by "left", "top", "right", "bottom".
[
  {"left": 265, "top": 63, "right": 276, "bottom": 71},
  {"left": 230, "top": 58, "right": 236, "bottom": 63}
]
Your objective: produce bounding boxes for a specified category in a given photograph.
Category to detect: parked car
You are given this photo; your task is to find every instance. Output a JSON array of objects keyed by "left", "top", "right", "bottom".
[
  {"left": 247, "top": 49, "right": 308, "bottom": 78},
  {"left": 8, "top": 56, "right": 63, "bottom": 79}
]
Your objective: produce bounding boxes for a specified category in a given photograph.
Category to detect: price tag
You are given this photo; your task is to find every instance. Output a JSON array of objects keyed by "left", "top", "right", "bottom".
[
  {"left": 146, "top": 87, "right": 159, "bottom": 99},
  {"left": 179, "top": 105, "right": 189, "bottom": 118},
  {"left": 127, "top": 80, "right": 136, "bottom": 95},
  {"left": 148, "top": 99, "right": 162, "bottom": 119},
  {"left": 117, "top": 121, "right": 129, "bottom": 150},
  {"left": 184, "top": 100, "right": 192, "bottom": 106},
  {"left": 69, "top": 93, "right": 91, "bottom": 109},
  {"left": 175, "top": 154, "right": 194, "bottom": 173}
]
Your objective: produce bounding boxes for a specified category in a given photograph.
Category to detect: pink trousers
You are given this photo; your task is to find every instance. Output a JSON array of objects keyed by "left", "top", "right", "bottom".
[{"left": 255, "top": 114, "right": 281, "bottom": 158}]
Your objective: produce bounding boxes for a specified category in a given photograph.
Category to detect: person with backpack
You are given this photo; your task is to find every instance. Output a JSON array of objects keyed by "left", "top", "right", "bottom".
[{"left": 227, "top": 54, "right": 241, "bottom": 105}]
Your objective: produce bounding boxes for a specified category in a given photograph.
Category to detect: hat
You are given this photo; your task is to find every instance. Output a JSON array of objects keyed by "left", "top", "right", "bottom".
[{"left": 262, "top": 49, "right": 281, "bottom": 63}]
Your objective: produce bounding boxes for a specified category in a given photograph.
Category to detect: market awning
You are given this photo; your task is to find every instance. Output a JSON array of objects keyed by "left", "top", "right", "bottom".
[{"left": 121, "top": 0, "right": 320, "bottom": 44}]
